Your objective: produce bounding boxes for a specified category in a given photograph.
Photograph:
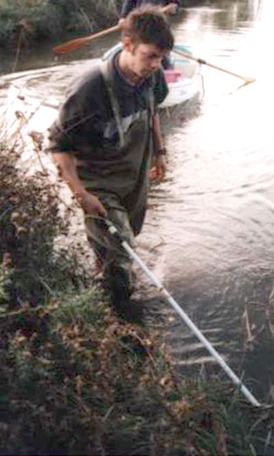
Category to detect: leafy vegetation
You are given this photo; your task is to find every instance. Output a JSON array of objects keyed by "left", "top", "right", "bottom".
[{"left": 0, "top": 0, "right": 123, "bottom": 50}]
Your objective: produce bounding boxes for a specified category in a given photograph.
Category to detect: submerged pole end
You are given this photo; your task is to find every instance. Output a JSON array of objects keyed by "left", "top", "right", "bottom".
[
  {"left": 240, "top": 384, "right": 261, "bottom": 408},
  {"left": 244, "top": 77, "right": 256, "bottom": 85}
]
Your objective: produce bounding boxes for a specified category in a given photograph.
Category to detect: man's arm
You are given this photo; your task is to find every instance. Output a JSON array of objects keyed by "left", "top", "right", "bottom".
[
  {"left": 52, "top": 152, "right": 107, "bottom": 216},
  {"left": 149, "top": 113, "right": 167, "bottom": 181}
]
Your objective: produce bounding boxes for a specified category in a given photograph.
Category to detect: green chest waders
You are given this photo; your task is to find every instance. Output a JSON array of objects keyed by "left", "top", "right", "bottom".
[{"left": 84, "top": 59, "right": 155, "bottom": 299}]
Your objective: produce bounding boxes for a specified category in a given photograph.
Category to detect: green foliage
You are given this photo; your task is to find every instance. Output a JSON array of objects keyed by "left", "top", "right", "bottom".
[
  {"left": 2, "top": 285, "right": 245, "bottom": 455},
  {"left": 0, "top": 0, "right": 123, "bottom": 49},
  {"left": 0, "top": 265, "right": 12, "bottom": 306},
  {"left": 0, "top": 170, "right": 76, "bottom": 308}
]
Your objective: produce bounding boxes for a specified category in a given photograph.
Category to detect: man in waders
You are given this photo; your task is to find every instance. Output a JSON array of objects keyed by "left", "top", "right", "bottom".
[{"left": 48, "top": 6, "right": 174, "bottom": 322}]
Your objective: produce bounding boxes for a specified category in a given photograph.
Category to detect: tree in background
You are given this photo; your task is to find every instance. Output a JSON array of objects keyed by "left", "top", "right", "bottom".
[{"left": 0, "top": 0, "right": 124, "bottom": 49}]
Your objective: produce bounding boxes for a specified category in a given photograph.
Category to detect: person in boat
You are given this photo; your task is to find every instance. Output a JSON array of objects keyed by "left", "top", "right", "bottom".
[
  {"left": 120, "top": 0, "right": 180, "bottom": 18},
  {"left": 48, "top": 6, "right": 174, "bottom": 323}
]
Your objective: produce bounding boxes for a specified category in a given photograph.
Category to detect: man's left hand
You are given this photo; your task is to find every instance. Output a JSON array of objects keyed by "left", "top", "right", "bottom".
[{"left": 149, "top": 155, "right": 167, "bottom": 181}]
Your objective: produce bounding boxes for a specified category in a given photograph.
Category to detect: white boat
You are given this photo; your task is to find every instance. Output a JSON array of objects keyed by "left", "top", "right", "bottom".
[{"left": 161, "top": 44, "right": 202, "bottom": 108}]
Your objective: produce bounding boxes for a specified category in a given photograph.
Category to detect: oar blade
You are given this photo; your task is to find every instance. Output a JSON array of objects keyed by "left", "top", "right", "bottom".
[
  {"left": 53, "top": 37, "right": 91, "bottom": 55},
  {"left": 52, "top": 24, "right": 120, "bottom": 55}
]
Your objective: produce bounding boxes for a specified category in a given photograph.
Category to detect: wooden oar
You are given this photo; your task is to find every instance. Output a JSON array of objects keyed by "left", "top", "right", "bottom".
[
  {"left": 173, "top": 46, "right": 255, "bottom": 84},
  {"left": 52, "top": 7, "right": 176, "bottom": 56},
  {"left": 53, "top": 24, "right": 255, "bottom": 85},
  {"left": 53, "top": 24, "right": 120, "bottom": 55}
]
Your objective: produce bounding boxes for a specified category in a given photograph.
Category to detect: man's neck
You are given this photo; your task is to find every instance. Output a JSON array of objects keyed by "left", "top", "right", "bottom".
[{"left": 117, "top": 51, "right": 143, "bottom": 86}]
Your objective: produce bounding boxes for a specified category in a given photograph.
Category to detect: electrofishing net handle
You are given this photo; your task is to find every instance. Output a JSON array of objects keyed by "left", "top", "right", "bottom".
[{"left": 103, "top": 217, "right": 123, "bottom": 242}]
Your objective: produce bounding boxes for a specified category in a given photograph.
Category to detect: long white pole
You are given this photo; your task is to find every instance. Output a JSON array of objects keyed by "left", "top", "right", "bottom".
[{"left": 106, "top": 221, "right": 261, "bottom": 408}]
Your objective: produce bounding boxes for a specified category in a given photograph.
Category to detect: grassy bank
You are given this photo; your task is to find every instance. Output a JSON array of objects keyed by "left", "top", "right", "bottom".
[{"left": 1, "top": 127, "right": 274, "bottom": 453}]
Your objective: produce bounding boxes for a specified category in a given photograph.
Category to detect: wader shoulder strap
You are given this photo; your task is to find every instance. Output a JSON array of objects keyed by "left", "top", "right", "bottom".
[
  {"left": 149, "top": 74, "right": 156, "bottom": 154},
  {"left": 149, "top": 73, "right": 156, "bottom": 118},
  {"left": 100, "top": 59, "right": 125, "bottom": 148}
]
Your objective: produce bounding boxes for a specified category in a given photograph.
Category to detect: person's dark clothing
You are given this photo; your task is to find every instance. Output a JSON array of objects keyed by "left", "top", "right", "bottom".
[
  {"left": 48, "top": 51, "right": 167, "bottom": 190},
  {"left": 48, "top": 50, "right": 168, "bottom": 322},
  {"left": 121, "top": 0, "right": 180, "bottom": 18}
]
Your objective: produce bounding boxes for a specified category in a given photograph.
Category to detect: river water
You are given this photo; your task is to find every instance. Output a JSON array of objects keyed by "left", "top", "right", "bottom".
[
  {"left": 2, "top": 0, "right": 274, "bottom": 407},
  {"left": 143, "top": 0, "right": 274, "bottom": 406},
  {"left": 168, "top": 0, "right": 274, "bottom": 403}
]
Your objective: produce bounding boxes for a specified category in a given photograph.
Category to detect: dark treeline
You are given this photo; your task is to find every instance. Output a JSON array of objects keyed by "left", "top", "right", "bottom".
[
  {"left": 0, "top": 0, "right": 123, "bottom": 50},
  {"left": 0, "top": 0, "right": 210, "bottom": 50}
]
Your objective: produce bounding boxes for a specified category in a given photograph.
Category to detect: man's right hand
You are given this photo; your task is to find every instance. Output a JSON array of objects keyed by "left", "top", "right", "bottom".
[
  {"left": 76, "top": 190, "right": 107, "bottom": 217},
  {"left": 51, "top": 152, "right": 107, "bottom": 217}
]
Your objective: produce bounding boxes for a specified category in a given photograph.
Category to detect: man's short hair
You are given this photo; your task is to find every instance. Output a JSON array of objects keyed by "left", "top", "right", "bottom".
[{"left": 121, "top": 6, "right": 174, "bottom": 51}]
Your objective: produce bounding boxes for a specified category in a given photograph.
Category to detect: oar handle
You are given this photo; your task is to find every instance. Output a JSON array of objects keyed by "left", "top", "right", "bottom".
[{"left": 173, "top": 47, "right": 255, "bottom": 84}]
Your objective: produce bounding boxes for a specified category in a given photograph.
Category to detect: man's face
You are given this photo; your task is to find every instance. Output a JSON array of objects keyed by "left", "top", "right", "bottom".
[{"left": 125, "top": 40, "right": 168, "bottom": 79}]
